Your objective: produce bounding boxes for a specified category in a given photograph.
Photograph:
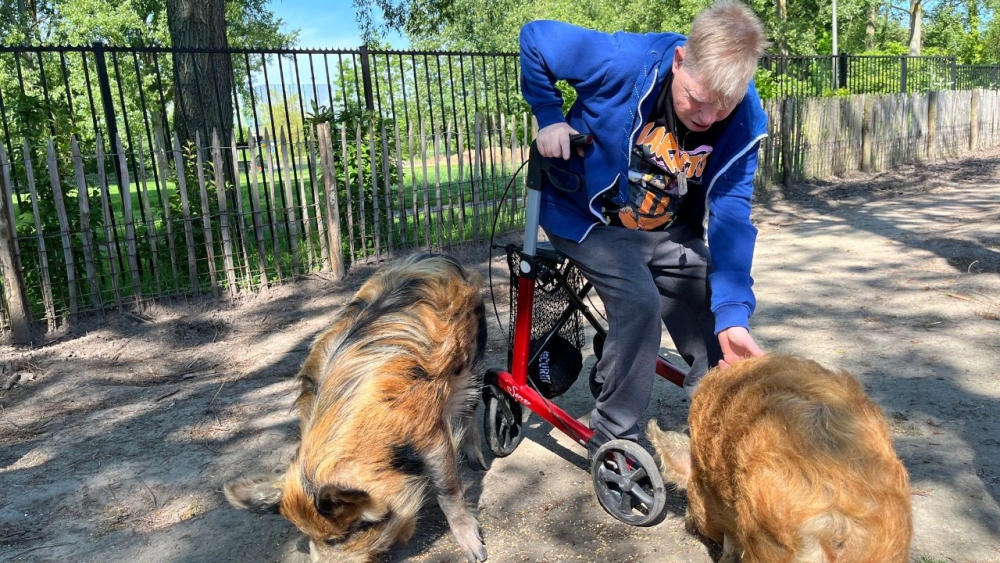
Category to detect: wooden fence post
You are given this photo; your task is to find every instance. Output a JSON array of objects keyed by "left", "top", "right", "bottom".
[
  {"left": 970, "top": 89, "right": 980, "bottom": 152},
  {"left": 926, "top": 90, "right": 939, "bottom": 162},
  {"left": 317, "top": 123, "right": 345, "bottom": 280},
  {"left": 23, "top": 140, "right": 56, "bottom": 331},
  {"left": 114, "top": 134, "right": 143, "bottom": 306},
  {"left": 212, "top": 130, "right": 238, "bottom": 295},
  {"left": 193, "top": 131, "right": 219, "bottom": 298},
  {"left": 70, "top": 136, "right": 102, "bottom": 311},
  {"left": 780, "top": 98, "right": 795, "bottom": 184},
  {"left": 0, "top": 144, "right": 32, "bottom": 344},
  {"left": 861, "top": 95, "right": 874, "bottom": 173},
  {"left": 96, "top": 134, "right": 123, "bottom": 310},
  {"left": 46, "top": 138, "right": 78, "bottom": 317}
]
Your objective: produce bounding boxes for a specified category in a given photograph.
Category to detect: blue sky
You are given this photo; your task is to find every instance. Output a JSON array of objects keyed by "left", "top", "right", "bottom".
[{"left": 267, "top": 0, "right": 409, "bottom": 49}]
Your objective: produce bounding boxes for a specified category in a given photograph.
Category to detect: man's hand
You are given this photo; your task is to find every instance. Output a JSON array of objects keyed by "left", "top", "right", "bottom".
[
  {"left": 536, "top": 122, "right": 583, "bottom": 160},
  {"left": 717, "top": 326, "right": 765, "bottom": 369}
]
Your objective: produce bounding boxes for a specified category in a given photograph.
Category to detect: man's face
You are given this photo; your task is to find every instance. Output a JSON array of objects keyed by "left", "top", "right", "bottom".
[{"left": 670, "top": 47, "right": 737, "bottom": 132}]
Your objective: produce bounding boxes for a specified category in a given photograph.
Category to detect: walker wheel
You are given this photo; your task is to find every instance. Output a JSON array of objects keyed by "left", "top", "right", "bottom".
[
  {"left": 482, "top": 384, "right": 524, "bottom": 457},
  {"left": 590, "top": 439, "right": 667, "bottom": 526}
]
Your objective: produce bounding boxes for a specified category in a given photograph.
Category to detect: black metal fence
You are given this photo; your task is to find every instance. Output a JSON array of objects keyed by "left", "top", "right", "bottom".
[
  {"left": 757, "top": 54, "right": 1000, "bottom": 98},
  {"left": 1, "top": 45, "right": 999, "bottom": 200}
]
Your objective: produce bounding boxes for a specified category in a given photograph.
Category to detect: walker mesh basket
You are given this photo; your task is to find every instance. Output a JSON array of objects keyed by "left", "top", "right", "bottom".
[{"left": 506, "top": 244, "right": 586, "bottom": 398}]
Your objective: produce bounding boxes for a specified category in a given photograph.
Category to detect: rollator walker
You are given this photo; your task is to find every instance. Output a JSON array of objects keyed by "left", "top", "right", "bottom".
[{"left": 482, "top": 134, "right": 686, "bottom": 526}]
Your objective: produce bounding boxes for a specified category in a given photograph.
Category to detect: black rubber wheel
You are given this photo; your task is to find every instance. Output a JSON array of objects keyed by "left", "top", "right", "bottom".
[
  {"left": 588, "top": 363, "right": 604, "bottom": 400},
  {"left": 483, "top": 384, "right": 524, "bottom": 457},
  {"left": 590, "top": 439, "right": 667, "bottom": 526}
]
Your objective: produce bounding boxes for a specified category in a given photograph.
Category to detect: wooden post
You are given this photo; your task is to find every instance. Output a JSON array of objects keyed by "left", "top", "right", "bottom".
[
  {"left": 444, "top": 121, "right": 455, "bottom": 246},
  {"left": 926, "top": 90, "right": 939, "bottom": 162},
  {"left": 0, "top": 143, "right": 32, "bottom": 344},
  {"left": 96, "top": 134, "right": 123, "bottom": 310},
  {"left": 317, "top": 123, "right": 345, "bottom": 280},
  {"left": 970, "top": 89, "right": 980, "bottom": 152},
  {"left": 278, "top": 128, "right": 299, "bottom": 276},
  {"left": 23, "top": 140, "right": 56, "bottom": 331},
  {"left": 212, "top": 130, "right": 238, "bottom": 295},
  {"left": 246, "top": 134, "right": 269, "bottom": 288},
  {"left": 114, "top": 134, "right": 143, "bottom": 305},
  {"left": 369, "top": 122, "right": 382, "bottom": 260},
  {"left": 46, "top": 137, "right": 78, "bottom": 316},
  {"left": 472, "top": 114, "right": 483, "bottom": 242},
  {"left": 230, "top": 134, "right": 253, "bottom": 284},
  {"left": 345, "top": 124, "right": 362, "bottom": 261},
  {"left": 194, "top": 131, "right": 219, "bottom": 298},
  {"left": 135, "top": 136, "right": 161, "bottom": 295},
  {"left": 379, "top": 122, "right": 394, "bottom": 256},
  {"left": 780, "top": 98, "right": 795, "bottom": 184},
  {"left": 152, "top": 132, "right": 180, "bottom": 294},
  {"left": 307, "top": 132, "right": 330, "bottom": 272},
  {"left": 394, "top": 120, "right": 408, "bottom": 248},
  {"left": 297, "top": 152, "right": 315, "bottom": 272},
  {"left": 432, "top": 122, "right": 443, "bottom": 249},
  {"left": 405, "top": 121, "right": 418, "bottom": 248},
  {"left": 861, "top": 95, "right": 874, "bottom": 173},
  {"left": 262, "top": 130, "right": 283, "bottom": 282},
  {"left": 70, "top": 137, "right": 101, "bottom": 311},
  {"left": 457, "top": 121, "right": 467, "bottom": 232},
  {"left": 171, "top": 132, "right": 199, "bottom": 295}
]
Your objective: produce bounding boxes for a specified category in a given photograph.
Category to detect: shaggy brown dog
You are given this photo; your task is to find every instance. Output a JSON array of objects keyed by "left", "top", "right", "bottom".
[
  {"left": 225, "top": 253, "right": 488, "bottom": 563},
  {"left": 647, "top": 354, "right": 911, "bottom": 563}
]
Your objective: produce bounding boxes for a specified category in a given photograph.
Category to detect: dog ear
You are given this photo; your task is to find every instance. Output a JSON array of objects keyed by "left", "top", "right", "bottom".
[
  {"left": 224, "top": 472, "right": 284, "bottom": 514},
  {"left": 314, "top": 485, "right": 371, "bottom": 517}
]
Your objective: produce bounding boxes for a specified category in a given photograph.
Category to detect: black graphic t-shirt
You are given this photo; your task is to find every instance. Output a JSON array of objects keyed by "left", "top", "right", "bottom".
[{"left": 612, "top": 72, "right": 730, "bottom": 230}]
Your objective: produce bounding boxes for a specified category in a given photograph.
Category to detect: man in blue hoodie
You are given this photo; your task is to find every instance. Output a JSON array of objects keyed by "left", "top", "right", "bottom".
[{"left": 519, "top": 1, "right": 770, "bottom": 453}]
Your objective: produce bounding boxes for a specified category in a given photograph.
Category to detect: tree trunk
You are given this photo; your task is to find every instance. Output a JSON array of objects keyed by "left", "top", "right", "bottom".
[
  {"left": 865, "top": 1, "right": 877, "bottom": 51},
  {"left": 775, "top": 0, "right": 789, "bottom": 56},
  {"left": 166, "top": 0, "right": 234, "bottom": 152},
  {"left": 908, "top": 0, "right": 923, "bottom": 56}
]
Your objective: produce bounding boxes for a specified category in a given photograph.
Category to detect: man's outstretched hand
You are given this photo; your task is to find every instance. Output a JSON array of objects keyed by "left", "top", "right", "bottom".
[{"left": 717, "top": 326, "right": 765, "bottom": 368}]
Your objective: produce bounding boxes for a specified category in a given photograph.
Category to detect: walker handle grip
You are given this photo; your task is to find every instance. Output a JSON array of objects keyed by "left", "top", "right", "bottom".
[{"left": 569, "top": 133, "right": 593, "bottom": 148}]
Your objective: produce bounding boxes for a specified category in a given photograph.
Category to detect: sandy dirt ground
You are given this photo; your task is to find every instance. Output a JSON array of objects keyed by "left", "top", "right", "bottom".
[{"left": 2, "top": 149, "right": 999, "bottom": 563}]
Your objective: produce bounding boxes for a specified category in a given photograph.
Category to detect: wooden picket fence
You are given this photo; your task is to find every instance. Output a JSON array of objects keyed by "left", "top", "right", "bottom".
[
  {"left": 0, "top": 113, "right": 533, "bottom": 342},
  {"left": 2, "top": 90, "right": 1000, "bottom": 343},
  {"left": 757, "top": 89, "right": 1000, "bottom": 185}
]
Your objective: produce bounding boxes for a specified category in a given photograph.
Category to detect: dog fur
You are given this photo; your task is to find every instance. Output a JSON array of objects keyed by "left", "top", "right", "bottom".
[
  {"left": 225, "top": 253, "right": 488, "bottom": 562},
  {"left": 647, "top": 354, "right": 912, "bottom": 563}
]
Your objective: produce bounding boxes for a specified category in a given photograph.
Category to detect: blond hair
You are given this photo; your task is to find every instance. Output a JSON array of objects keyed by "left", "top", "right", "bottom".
[{"left": 682, "top": 1, "right": 770, "bottom": 107}]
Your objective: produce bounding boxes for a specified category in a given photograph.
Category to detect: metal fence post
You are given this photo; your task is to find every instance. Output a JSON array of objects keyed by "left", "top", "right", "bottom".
[
  {"left": 359, "top": 45, "right": 375, "bottom": 113},
  {"left": 838, "top": 53, "right": 848, "bottom": 90},
  {"left": 92, "top": 42, "right": 125, "bottom": 190},
  {"left": 900, "top": 56, "right": 908, "bottom": 93}
]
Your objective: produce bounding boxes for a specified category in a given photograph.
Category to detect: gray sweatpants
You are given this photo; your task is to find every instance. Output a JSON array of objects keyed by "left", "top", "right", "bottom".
[{"left": 547, "top": 221, "right": 722, "bottom": 441}]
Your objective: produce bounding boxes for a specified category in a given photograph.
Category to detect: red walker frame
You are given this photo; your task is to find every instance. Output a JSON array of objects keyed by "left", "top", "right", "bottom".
[{"left": 483, "top": 135, "right": 687, "bottom": 526}]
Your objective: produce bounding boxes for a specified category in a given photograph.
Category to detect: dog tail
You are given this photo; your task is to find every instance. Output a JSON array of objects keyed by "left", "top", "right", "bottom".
[{"left": 646, "top": 419, "right": 691, "bottom": 489}]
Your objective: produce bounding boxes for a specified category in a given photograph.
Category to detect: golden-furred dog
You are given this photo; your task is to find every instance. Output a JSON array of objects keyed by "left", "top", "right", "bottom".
[
  {"left": 225, "top": 253, "right": 488, "bottom": 562},
  {"left": 647, "top": 354, "right": 911, "bottom": 563}
]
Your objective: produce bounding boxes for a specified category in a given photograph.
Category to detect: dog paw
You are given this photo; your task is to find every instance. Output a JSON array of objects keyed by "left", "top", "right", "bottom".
[
  {"left": 464, "top": 543, "right": 488, "bottom": 562},
  {"left": 454, "top": 519, "right": 487, "bottom": 562}
]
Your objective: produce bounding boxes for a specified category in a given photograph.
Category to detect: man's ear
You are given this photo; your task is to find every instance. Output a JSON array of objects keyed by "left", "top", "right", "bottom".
[{"left": 672, "top": 46, "right": 685, "bottom": 73}]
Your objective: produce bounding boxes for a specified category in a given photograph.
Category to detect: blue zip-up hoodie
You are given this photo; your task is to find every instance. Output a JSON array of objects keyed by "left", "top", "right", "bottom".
[{"left": 519, "top": 20, "right": 768, "bottom": 334}]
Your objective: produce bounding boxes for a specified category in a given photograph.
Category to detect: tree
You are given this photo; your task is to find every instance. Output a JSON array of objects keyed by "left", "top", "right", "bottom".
[
  {"left": 908, "top": 0, "right": 924, "bottom": 54},
  {"left": 166, "top": 0, "right": 234, "bottom": 150}
]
